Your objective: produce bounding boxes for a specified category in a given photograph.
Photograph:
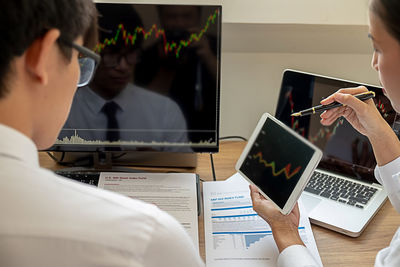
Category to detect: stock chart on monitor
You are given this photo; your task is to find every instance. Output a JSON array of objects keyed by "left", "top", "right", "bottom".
[{"left": 52, "top": 3, "right": 222, "bottom": 153}]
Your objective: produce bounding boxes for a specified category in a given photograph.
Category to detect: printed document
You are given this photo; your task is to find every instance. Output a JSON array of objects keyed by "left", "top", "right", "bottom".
[
  {"left": 98, "top": 172, "right": 199, "bottom": 250},
  {"left": 203, "top": 172, "right": 322, "bottom": 267}
]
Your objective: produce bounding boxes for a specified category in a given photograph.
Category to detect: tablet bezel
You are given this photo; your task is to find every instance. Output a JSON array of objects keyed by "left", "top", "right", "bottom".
[{"left": 235, "top": 113, "right": 322, "bottom": 215}]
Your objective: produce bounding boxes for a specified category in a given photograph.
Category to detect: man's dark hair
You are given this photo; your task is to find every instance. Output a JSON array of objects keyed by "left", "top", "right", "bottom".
[
  {"left": 370, "top": 0, "right": 400, "bottom": 43},
  {"left": 0, "top": 0, "right": 98, "bottom": 98}
]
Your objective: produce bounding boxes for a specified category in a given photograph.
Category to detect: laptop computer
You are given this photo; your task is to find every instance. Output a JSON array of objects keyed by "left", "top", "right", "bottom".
[{"left": 275, "top": 69, "right": 398, "bottom": 237}]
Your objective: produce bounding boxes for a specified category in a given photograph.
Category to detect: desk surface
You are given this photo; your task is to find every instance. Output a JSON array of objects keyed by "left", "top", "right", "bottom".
[{"left": 39, "top": 141, "right": 400, "bottom": 266}]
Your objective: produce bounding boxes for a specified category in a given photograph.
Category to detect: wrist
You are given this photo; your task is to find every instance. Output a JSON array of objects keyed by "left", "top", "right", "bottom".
[
  {"left": 368, "top": 124, "right": 400, "bottom": 166},
  {"left": 270, "top": 223, "right": 304, "bottom": 253},
  {"left": 367, "top": 117, "right": 393, "bottom": 142}
]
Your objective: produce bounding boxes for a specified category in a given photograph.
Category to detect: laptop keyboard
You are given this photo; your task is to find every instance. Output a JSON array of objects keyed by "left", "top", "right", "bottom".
[
  {"left": 305, "top": 171, "right": 378, "bottom": 209},
  {"left": 55, "top": 170, "right": 100, "bottom": 186}
]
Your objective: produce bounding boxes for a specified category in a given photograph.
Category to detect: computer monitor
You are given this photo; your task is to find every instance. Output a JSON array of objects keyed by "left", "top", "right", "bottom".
[
  {"left": 46, "top": 2, "right": 222, "bottom": 168},
  {"left": 275, "top": 69, "right": 399, "bottom": 183}
]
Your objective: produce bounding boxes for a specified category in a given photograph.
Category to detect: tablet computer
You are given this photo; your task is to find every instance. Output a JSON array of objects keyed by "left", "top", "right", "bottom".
[{"left": 236, "top": 113, "right": 322, "bottom": 215}]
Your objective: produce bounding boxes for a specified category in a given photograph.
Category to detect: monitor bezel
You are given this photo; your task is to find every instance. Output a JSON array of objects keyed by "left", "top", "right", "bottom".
[{"left": 45, "top": 2, "right": 222, "bottom": 155}]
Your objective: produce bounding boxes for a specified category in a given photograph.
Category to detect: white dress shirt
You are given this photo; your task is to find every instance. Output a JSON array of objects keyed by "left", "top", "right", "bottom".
[
  {"left": 374, "top": 157, "right": 400, "bottom": 267},
  {"left": 276, "top": 157, "right": 400, "bottom": 267},
  {"left": 0, "top": 123, "right": 204, "bottom": 267},
  {"left": 60, "top": 84, "right": 190, "bottom": 151}
]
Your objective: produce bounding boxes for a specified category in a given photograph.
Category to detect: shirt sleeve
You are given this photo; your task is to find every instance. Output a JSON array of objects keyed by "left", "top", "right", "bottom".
[
  {"left": 277, "top": 245, "right": 321, "bottom": 267},
  {"left": 142, "top": 209, "right": 204, "bottom": 267},
  {"left": 374, "top": 157, "right": 400, "bottom": 266},
  {"left": 374, "top": 156, "right": 400, "bottom": 213},
  {"left": 375, "top": 228, "right": 400, "bottom": 267}
]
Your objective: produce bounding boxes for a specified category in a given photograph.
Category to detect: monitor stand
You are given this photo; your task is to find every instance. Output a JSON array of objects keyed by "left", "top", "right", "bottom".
[
  {"left": 51, "top": 150, "right": 198, "bottom": 169},
  {"left": 51, "top": 153, "right": 144, "bottom": 176}
]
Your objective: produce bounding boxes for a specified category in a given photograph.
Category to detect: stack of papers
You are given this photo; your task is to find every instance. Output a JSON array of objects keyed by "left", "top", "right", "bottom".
[
  {"left": 98, "top": 172, "right": 199, "bottom": 250},
  {"left": 203, "top": 173, "right": 322, "bottom": 267}
]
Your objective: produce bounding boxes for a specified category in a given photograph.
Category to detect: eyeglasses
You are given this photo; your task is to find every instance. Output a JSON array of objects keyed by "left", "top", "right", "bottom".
[
  {"left": 102, "top": 51, "right": 138, "bottom": 68},
  {"left": 59, "top": 39, "right": 101, "bottom": 87}
]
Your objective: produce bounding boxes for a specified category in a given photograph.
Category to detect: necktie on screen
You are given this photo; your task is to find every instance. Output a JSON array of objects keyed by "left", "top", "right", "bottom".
[{"left": 101, "top": 101, "right": 120, "bottom": 142}]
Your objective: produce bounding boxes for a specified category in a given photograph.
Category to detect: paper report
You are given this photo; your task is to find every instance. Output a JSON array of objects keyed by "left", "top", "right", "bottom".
[
  {"left": 98, "top": 172, "right": 199, "bottom": 250},
  {"left": 203, "top": 173, "right": 322, "bottom": 267}
]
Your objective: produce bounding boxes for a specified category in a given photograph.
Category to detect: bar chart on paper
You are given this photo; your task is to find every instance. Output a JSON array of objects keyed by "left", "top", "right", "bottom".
[
  {"left": 203, "top": 173, "right": 322, "bottom": 267},
  {"left": 210, "top": 204, "right": 309, "bottom": 253},
  {"left": 211, "top": 207, "right": 274, "bottom": 251}
]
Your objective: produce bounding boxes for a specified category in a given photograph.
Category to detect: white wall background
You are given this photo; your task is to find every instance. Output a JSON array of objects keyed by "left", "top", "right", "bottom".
[
  {"left": 218, "top": 0, "right": 378, "bottom": 138},
  {"left": 96, "top": 0, "right": 378, "bottom": 139},
  {"left": 220, "top": 52, "right": 377, "bottom": 138}
]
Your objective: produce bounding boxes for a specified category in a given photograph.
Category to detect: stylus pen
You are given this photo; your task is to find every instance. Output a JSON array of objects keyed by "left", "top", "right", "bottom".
[{"left": 291, "top": 91, "right": 376, "bottom": 117}]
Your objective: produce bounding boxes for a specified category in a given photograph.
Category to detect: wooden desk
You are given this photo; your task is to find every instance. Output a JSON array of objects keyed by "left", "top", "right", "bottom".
[{"left": 39, "top": 141, "right": 400, "bottom": 266}]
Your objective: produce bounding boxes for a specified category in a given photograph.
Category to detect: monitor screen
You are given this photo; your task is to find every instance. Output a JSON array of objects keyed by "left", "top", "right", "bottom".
[
  {"left": 49, "top": 3, "right": 221, "bottom": 155},
  {"left": 275, "top": 70, "right": 398, "bottom": 183}
]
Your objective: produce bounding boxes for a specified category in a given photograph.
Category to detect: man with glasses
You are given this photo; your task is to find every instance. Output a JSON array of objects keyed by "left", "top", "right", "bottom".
[
  {"left": 61, "top": 4, "right": 189, "bottom": 150},
  {"left": 0, "top": 1, "right": 204, "bottom": 266},
  {"left": 59, "top": 39, "right": 101, "bottom": 87}
]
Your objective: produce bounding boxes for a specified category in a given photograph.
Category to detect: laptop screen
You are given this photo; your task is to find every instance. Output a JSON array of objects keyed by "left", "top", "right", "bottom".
[{"left": 275, "top": 70, "right": 398, "bottom": 183}]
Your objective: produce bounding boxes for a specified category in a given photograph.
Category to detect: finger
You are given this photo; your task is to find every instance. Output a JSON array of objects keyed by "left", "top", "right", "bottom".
[
  {"left": 324, "top": 103, "right": 352, "bottom": 119},
  {"left": 249, "top": 185, "right": 266, "bottom": 213},
  {"left": 249, "top": 185, "right": 262, "bottom": 202},
  {"left": 292, "top": 202, "right": 301, "bottom": 224},
  {"left": 320, "top": 86, "right": 368, "bottom": 105},
  {"left": 320, "top": 116, "right": 335, "bottom": 126},
  {"left": 320, "top": 106, "right": 345, "bottom": 120},
  {"left": 337, "top": 86, "right": 369, "bottom": 95},
  {"left": 321, "top": 115, "right": 342, "bottom": 126},
  {"left": 334, "top": 93, "right": 369, "bottom": 115},
  {"left": 320, "top": 107, "right": 346, "bottom": 124},
  {"left": 342, "top": 105, "right": 356, "bottom": 118},
  {"left": 320, "top": 118, "right": 331, "bottom": 126},
  {"left": 292, "top": 202, "right": 300, "bottom": 217}
]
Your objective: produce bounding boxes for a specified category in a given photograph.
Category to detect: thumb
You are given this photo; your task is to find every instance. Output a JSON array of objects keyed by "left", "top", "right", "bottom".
[{"left": 249, "top": 184, "right": 262, "bottom": 202}]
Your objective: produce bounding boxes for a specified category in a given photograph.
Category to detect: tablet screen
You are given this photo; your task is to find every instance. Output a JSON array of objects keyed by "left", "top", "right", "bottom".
[{"left": 239, "top": 118, "right": 316, "bottom": 209}]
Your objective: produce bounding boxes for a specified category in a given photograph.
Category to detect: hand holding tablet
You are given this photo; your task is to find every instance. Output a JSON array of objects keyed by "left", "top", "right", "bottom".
[{"left": 236, "top": 113, "right": 322, "bottom": 215}]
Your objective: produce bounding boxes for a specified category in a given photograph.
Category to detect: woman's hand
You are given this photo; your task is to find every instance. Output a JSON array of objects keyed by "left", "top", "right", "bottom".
[
  {"left": 320, "top": 86, "right": 386, "bottom": 137},
  {"left": 250, "top": 184, "right": 304, "bottom": 252},
  {"left": 320, "top": 86, "right": 400, "bottom": 166}
]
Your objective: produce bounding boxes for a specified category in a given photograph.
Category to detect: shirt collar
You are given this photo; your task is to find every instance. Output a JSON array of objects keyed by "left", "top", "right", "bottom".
[
  {"left": 80, "top": 86, "right": 107, "bottom": 114},
  {"left": 81, "top": 84, "right": 138, "bottom": 113},
  {"left": 112, "top": 83, "right": 137, "bottom": 111},
  {"left": 0, "top": 123, "right": 39, "bottom": 167}
]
